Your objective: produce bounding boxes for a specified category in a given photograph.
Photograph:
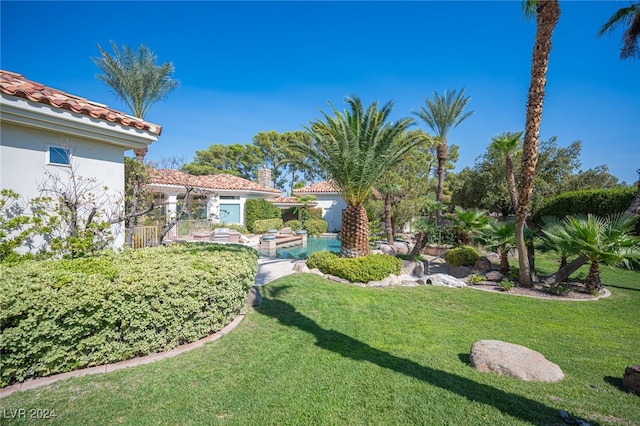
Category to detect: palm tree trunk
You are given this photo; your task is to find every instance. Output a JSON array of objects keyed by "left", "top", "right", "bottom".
[
  {"left": 134, "top": 147, "right": 148, "bottom": 164},
  {"left": 542, "top": 254, "right": 588, "bottom": 286},
  {"left": 408, "top": 231, "right": 430, "bottom": 261},
  {"left": 585, "top": 260, "right": 602, "bottom": 294},
  {"left": 340, "top": 204, "right": 370, "bottom": 257},
  {"left": 384, "top": 195, "right": 393, "bottom": 244},
  {"left": 516, "top": 0, "right": 560, "bottom": 288},
  {"left": 436, "top": 141, "right": 447, "bottom": 203},
  {"left": 505, "top": 155, "right": 519, "bottom": 213},
  {"left": 500, "top": 250, "right": 510, "bottom": 274}
]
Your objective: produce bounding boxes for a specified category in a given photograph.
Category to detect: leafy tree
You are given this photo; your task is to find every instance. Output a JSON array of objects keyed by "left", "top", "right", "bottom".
[
  {"left": 376, "top": 180, "right": 404, "bottom": 244},
  {"left": 182, "top": 143, "right": 262, "bottom": 179},
  {"left": 252, "top": 130, "right": 290, "bottom": 190},
  {"left": 414, "top": 89, "right": 473, "bottom": 208},
  {"left": 598, "top": 1, "right": 640, "bottom": 60},
  {"left": 92, "top": 41, "right": 179, "bottom": 163},
  {"left": 294, "top": 96, "right": 421, "bottom": 257},
  {"left": 488, "top": 131, "right": 523, "bottom": 213},
  {"left": 517, "top": 0, "right": 561, "bottom": 287}
]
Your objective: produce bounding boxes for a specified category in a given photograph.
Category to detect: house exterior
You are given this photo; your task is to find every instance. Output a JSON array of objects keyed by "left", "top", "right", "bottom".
[
  {"left": 293, "top": 180, "right": 346, "bottom": 232},
  {"left": 0, "top": 70, "right": 160, "bottom": 249},
  {"left": 148, "top": 168, "right": 285, "bottom": 236}
]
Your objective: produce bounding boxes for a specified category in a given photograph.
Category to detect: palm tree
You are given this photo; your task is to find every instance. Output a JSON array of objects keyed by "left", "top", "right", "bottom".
[
  {"left": 414, "top": 89, "right": 474, "bottom": 205},
  {"left": 92, "top": 41, "right": 179, "bottom": 163},
  {"left": 377, "top": 180, "right": 404, "bottom": 244},
  {"left": 598, "top": 1, "right": 640, "bottom": 60},
  {"left": 295, "top": 96, "right": 420, "bottom": 257},
  {"left": 447, "top": 206, "right": 490, "bottom": 245},
  {"left": 407, "top": 196, "right": 443, "bottom": 261},
  {"left": 488, "top": 131, "right": 523, "bottom": 214},
  {"left": 562, "top": 214, "right": 640, "bottom": 293},
  {"left": 540, "top": 216, "right": 578, "bottom": 269},
  {"left": 479, "top": 220, "right": 516, "bottom": 274},
  {"left": 516, "top": 0, "right": 561, "bottom": 288}
]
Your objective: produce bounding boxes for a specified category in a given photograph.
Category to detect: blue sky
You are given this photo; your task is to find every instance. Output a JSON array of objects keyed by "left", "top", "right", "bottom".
[{"left": 2, "top": 1, "right": 639, "bottom": 184}]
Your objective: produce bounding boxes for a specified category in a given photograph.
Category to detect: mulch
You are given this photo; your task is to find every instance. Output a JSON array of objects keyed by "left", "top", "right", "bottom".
[{"left": 468, "top": 281, "right": 609, "bottom": 300}]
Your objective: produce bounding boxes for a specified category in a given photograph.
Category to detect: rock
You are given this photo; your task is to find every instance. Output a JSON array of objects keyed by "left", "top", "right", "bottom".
[
  {"left": 622, "top": 365, "right": 640, "bottom": 396},
  {"left": 485, "top": 271, "right": 505, "bottom": 282},
  {"left": 371, "top": 249, "right": 384, "bottom": 255},
  {"left": 482, "top": 252, "right": 501, "bottom": 265},
  {"left": 401, "top": 280, "right": 421, "bottom": 287},
  {"left": 425, "top": 273, "right": 467, "bottom": 288},
  {"left": 378, "top": 244, "right": 396, "bottom": 256},
  {"left": 245, "top": 286, "right": 263, "bottom": 307},
  {"left": 293, "top": 261, "right": 310, "bottom": 273},
  {"left": 447, "top": 265, "right": 473, "bottom": 278},
  {"left": 470, "top": 340, "right": 564, "bottom": 382},
  {"left": 393, "top": 241, "right": 411, "bottom": 255},
  {"left": 326, "top": 274, "right": 350, "bottom": 284},
  {"left": 401, "top": 260, "right": 425, "bottom": 276},
  {"left": 308, "top": 268, "right": 325, "bottom": 277},
  {"left": 368, "top": 274, "right": 401, "bottom": 287},
  {"left": 473, "top": 256, "right": 493, "bottom": 272}
]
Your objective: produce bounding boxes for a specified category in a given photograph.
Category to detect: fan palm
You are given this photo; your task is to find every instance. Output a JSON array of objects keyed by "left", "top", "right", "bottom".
[
  {"left": 478, "top": 220, "right": 516, "bottom": 274},
  {"left": 295, "top": 96, "right": 420, "bottom": 257},
  {"left": 598, "top": 1, "right": 640, "bottom": 60},
  {"left": 516, "top": 0, "right": 561, "bottom": 288},
  {"left": 488, "top": 131, "right": 523, "bottom": 214},
  {"left": 447, "top": 206, "right": 490, "bottom": 245},
  {"left": 414, "top": 89, "right": 473, "bottom": 205},
  {"left": 563, "top": 214, "right": 640, "bottom": 293},
  {"left": 539, "top": 216, "right": 578, "bottom": 269},
  {"left": 92, "top": 41, "right": 179, "bottom": 162}
]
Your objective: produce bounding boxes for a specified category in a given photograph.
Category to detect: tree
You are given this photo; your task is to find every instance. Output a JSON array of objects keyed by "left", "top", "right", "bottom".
[
  {"left": 479, "top": 220, "right": 516, "bottom": 274},
  {"left": 516, "top": 0, "right": 561, "bottom": 288},
  {"left": 626, "top": 170, "right": 640, "bottom": 217},
  {"left": 414, "top": 89, "right": 474, "bottom": 206},
  {"left": 376, "top": 180, "right": 404, "bottom": 244},
  {"left": 294, "top": 96, "right": 421, "bottom": 257},
  {"left": 407, "top": 197, "right": 444, "bottom": 261},
  {"left": 92, "top": 41, "right": 179, "bottom": 162},
  {"left": 183, "top": 143, "right": 262, "bottom": 179},
  {"left": 488, "top": 131, "right": 523, "bottom": 213},
  {"left": 447, "top": 206, "right": 490, "bottom": 245},
  {"left": 598, "top": 1, "right": 640, "bottom": 60},
  {"left": 252, "top": 131, "right": 290, "bottom": 190}
]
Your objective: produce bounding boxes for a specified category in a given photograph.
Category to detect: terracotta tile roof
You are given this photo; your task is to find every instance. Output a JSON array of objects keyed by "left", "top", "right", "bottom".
[
  {"left": 149, "top": 169, "right": 282, "bottom": 194},
  {"left": 0, "top": 70, "right": 161, "bottom": 135},
  {"left": 293, "top": 180, "right": 341, "bottom": 194},
  {"left": 270, "top": 196, "right": 317, "bottom": 206}
]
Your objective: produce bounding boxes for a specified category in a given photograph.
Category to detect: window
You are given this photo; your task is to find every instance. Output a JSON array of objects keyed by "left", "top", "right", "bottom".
[
  {"left": 48, "top": 146, "right": 71, "bottom": 166},
  {"left": 220, "top": 195, "right": 239, "bottom": 200}
]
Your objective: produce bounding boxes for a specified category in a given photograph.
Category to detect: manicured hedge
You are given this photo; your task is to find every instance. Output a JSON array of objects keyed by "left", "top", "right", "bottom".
[
  {"left": 532, "top": 187, "right": 635, "bottom": 224},
  {"left": 306, "top": 251, "right": 402, "bottom": 283},
  {"left": 245, "top": 199, "right": 281, "bottom": 233},
  {"left": 303, "top": 218, "right": 328, "bottom": 236},
  {"left": 253, "top": 218, "right": 283, "bottom": 234},
  {"left": 0, "top": 243, "right": 258, "bottom": 387},
  {"left": 444, "top": 245, "right": 479, "bottom": 267},
  {"left": 283, "top": 220, "right": 304, "bottom": 231}
]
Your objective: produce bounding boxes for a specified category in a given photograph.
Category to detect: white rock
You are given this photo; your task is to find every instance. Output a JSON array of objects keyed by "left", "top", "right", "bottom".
[
  {"left": 424, "top": 273, "right": 467, "bottom": 288},
  {"left": 368, "top": 274, "right": 401, "bottom": 287}
]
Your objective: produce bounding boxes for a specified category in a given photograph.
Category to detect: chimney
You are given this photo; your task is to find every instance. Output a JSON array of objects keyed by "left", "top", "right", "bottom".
[{"left": 258, "top": 168, "right": 272, "bottom": 188}]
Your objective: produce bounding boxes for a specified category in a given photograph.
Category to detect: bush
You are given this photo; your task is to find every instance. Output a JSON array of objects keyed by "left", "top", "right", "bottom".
[
  {"left": 214, "top": 223, "right": 248, "bottom": 234},
  {"left": 252, "top": 218, "right": 283, "bottom": 234},
  {"left": 0, "top": 243, "right": 258, "bottom": 387},
  {"left": 307, "top": 251, "right": 402, "bottom": 283},
  {"left": 467, "top": 274, "right": 483, "bottom": 285},
  {"left": 308, "top": 208, "right": 323, "bottom": 220},
  {"left": 444, "top": 245, "right": 479, "bottom": 267},
  {"left": 303, "top": 218, "right": 328, "bottom": 236},
  {"left": 499, "top": 279, "right": 514, "bottom": 292},
  {"left": 245, "top": 199, "right": 281, "bottom": 233},
  {"left": 283, "top": 220, "right": 304, "bottom": 231}
]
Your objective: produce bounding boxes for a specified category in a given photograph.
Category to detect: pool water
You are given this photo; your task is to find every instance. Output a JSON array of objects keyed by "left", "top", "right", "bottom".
[{"left": 268, "top": 236, "right": 341, "bottom": 259}]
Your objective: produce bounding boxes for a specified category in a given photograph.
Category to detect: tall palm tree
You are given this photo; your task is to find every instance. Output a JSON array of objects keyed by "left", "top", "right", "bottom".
[
  {"left": 488, "top": 131, "right": 523, "bottom": 214},
  {"left": 295, "top": 96, "right": 420, "bottom": 257},
  {"left": 516, "top": 0, "right": 561, "bottom": 288},
  {"left": 598, "top": 1, "right": 640, "bottom": 60},
  {"left": 92, "top": 41, "right": 179, "bottom": 163},
  {"left": 414, "top": 89, "right": 474, "bottom": 204}
]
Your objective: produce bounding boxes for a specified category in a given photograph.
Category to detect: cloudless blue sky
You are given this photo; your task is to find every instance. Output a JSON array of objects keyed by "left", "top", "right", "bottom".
[{"left": 2, "top": 1, "right": 639, "bottom": 184}]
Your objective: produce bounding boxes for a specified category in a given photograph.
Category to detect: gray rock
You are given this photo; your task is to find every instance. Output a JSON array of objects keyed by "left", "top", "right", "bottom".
[
  {"left": 326, "top": 274, "right": 350, "bottom": 284},
  {"left": 368, "top": 274, "right": 401, "bottom": 287},
  {"left": 378, "top": 244, "right": 396, "bottom": 256},
  {"left": 246, "top": 286, "right": 263, "bottom": 307},
  {"left": 622, "top": 365, "right": 640, "bottom": 396},
  {"left": 424, "top": 273, "right": 467, "bottom": 288},
  {"left": 401, "top": 260, "right": 425, "bottom": 276},
  {"left": 448, "top": 265, "right": 473, "bottom": 278},
  {"left": 401, "top": 280, "right": 421, "bottom": 287},
  {"left": 293, "top": 261, "right": 310, "bottom": 273},
  {"left": 393, "top": 241, "right": 411, "bottom": 255},
  {"left": 308, "top": 268, "right": 325, "bottom": 277},
  {"left": 482, "top": 252, "right": 501, "bottom": 265},
  {"left": 473, "top": 256, "right": 493, "bottom": 272},
  {"left": 485, "top": 271, "right": 505, "bottom": 282},
  {"left": 470, "top": 340, "right": 564, "bottom": 382}
]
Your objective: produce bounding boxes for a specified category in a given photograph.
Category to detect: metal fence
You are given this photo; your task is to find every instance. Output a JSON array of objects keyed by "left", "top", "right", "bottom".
[
  {"left": 176, "top": 219, "right": 213, "bottom": 237},
  {"left": 133, "top": 226, "right": 158, "bottom": 249}
]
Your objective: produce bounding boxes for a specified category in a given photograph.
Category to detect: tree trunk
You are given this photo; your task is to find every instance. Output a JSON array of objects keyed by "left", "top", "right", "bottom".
[
  {"left": 340, "top": 204, "right": 370, "bottom": 257},
  {"left": 585, "top": 260, "right": 602, "bottom": 294},
  {"left": 436, "top": 141, "right": 447, "bottom": 203},
  {"left": 625, "top": 169, "right": 640, "bottom": 216},
  {"left": 505, "top": 155, "right": 519, "bottom": 213},
  {"left": 133, "top": 147, "right": 148, "bottom": 164},
  {"left": 500, "top": 250, "right": 510, "bottom": 275},
  {"left": 515, "top": 0, "right": 560, "bottom": 288},
  {"left": 384, "top": 196, "right": 393, "bottom": 244},
  {"left": 541, "top": 254, "right": 588, "bottom": 286},
  {"left": 408, "top": 231, "right": 430, "bottom": 261}
]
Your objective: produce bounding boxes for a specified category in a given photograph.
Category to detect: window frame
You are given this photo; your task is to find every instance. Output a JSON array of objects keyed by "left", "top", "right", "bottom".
[{"left": 46, "top": 145, "right": 72, "bottom": 166}]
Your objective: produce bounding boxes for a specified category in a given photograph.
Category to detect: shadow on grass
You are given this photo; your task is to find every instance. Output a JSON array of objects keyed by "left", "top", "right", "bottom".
[
  {"left": 257, "top": 298, "right": 580, "bottom": 425},
  {"left": 605, "top": 284, "right": 640, "bottom": 293}
]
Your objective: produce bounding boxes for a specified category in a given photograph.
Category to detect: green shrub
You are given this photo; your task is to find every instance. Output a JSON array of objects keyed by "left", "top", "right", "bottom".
[
  {"left": 245, "top": 199, "right": 281, "bottom": 233},
  {"left": 467, "top": 274, "right": 483, "bottom": 285},
  {"left": 444, "top": 245, "right": 479, "bottom": 267},
  {"left": 283, "top": 220, "right": 304, "bottom": 231},
  {"left": 252, "top": 219, "right": 283, "bottom": 234},
  {"left": 214, "top": 223, "right": 248, "bottom": 234},
  {"left": 308, "top": 208, "right": 323, "bottom": 220},
  {"left": 498, "top": 279, "right": 514, "bottom": 292},
  {"left": 307, "top": 252, "right": 402, "bottom": 283},
  {"left": 532, "top": 187, "right": 635, "bottom": 224},
  {"left": 0, "top": 243, "right": 258, "bottom": 387},
  {"left": 546, "top": 282, "right": 570, "bottom": 296},
  {"left": 303, "top": 219, "right": 328, "bottom": 236},
  {"left": 306, "top": 250, "right": 339, "bottom": 271}
]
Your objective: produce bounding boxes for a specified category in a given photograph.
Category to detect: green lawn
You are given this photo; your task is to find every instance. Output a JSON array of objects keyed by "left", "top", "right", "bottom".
[{"left": 1, "top": 265, "right": 639, "bottom": 425}]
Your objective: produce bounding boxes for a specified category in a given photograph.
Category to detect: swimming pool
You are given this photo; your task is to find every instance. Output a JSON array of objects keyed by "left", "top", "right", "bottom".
[{"left": 260, "top": 236, "right": 341, "bottom": 259}]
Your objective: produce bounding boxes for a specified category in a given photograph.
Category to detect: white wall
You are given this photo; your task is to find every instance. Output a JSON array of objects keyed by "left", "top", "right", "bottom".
[
  {"left": 314, "top": 195, "right": 346, "bottom": 232},
  {"left": 1, "top": 122, "right": 127, "bottom": 249}
]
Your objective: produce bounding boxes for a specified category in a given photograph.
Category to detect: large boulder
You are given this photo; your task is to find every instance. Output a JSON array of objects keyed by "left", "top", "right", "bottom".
[
  {"left": 425, "top": 273, "right": 467, "bottom": 288},
  {"left": 401, "top": 260, "right": 425, "bottom": 276},
  {"left": 293, "top": 261, "right": 310, "bottom": 273},
  {"left": 470, "top": 340, "right": 564, "bottom": 382},
  {"left": 473, "top": 256, "right": 493, "bottom": 273},
  {"left": 622, "top": 365, "right": 640, "bottom": 396},
  {"left": 485, "top": 271, "right": 505, "bottom": 282},
  {"left": 368, "top": 274, "right": 402, "bottom": 288}
]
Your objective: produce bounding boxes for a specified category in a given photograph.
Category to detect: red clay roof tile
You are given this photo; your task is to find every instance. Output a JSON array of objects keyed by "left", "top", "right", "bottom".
[
  {"left": 0, "top": 70, "right": 162, "bottom": 135},
  {"left": 149, "top": 169, "right": 282, "bottom": 194}
]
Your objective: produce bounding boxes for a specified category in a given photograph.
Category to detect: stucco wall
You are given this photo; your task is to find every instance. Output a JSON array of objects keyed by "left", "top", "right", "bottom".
[
  {"left": 1, "top": 122, "right": 126, "bottom": 249},
  {"left": 313, "top": 195, "right": 346, "bottom": 232}
]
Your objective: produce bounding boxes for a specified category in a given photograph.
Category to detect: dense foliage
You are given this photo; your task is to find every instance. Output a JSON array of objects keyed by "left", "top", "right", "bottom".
[
  {"left": 444, "top": 245, "right": 479, "bottom": 267},
  {"left": 244, "top": 199, "right": 281, "bottom": 233},
  {"left": 252, "top": 218, "right": 284, "bottom": 234},
  {"left": 303, "top": 218, "right": 328, "bottom": 236},
  {"left": 0, "top": 243, "right": 258, "bottom": 387},
  {"left": 306, "top": 250, "right": 402, "bottom": 282}
]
